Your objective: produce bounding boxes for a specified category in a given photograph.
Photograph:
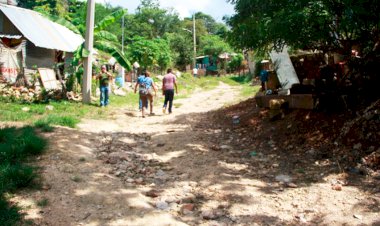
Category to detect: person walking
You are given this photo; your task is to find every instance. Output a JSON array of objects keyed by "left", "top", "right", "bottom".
[
  {"left": 144, "top": 71, "right": 157, "bottom": 115},
  {"left": 96, "top": 65, "right": 113, "bottom": 107},
  {"left": 162, "top": 68, "right": 178, "bottom": 114},
  {"left": 137, "top": 72, "right": 148, "bottom": 111},
  {"left": 192, "top": 67, "right": 198, "bottom": 78},
  {"left": 134, "top": 70, "right": 157, "bottom": 117}
]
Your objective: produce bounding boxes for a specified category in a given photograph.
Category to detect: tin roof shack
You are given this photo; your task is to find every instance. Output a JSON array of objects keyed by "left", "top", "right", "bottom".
[
  {"left": 254, "top": 49, "right": 316, "bottom": 111},
  {"left": 0, "top": 3, "right": 83, "bottom": 87}
]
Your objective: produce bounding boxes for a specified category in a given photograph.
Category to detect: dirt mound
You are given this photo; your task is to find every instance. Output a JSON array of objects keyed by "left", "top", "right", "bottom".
[{"left": 205, "top": 97, "right": 380, "bottom": 175}]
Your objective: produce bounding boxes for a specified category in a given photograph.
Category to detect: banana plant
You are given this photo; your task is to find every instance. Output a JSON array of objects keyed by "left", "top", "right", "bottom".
[
  {"left": 78, "top": 9, "right": 131, "bottom": 70},
  {"left": 44, "top": 8, "right": 131, "bottom": 71}
]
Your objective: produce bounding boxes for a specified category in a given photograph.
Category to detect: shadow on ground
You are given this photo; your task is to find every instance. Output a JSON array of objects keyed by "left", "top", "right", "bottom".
[{"left": 19, "top": 97, "right": 380, "bottom": 225}]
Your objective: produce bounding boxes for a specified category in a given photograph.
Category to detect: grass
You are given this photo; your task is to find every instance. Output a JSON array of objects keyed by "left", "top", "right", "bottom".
[
  {"left": 36, "top": 198, "right": 49, "bottom": 207},
  {"left": 0, "top": 126, "right": 47, "bottom": 225},
  {"left": 78, "top": 157, "right": 86, "bottom": 162},
  {"left": 34, "top": 115, "right": 80, "bottom": 129},
  {"left": 70, "top": 175, "right": 82, "bottom": 183}
]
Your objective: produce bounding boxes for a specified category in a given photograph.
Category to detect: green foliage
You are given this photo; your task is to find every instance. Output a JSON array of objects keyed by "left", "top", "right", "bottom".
[
  {"left": 18, "top": 0, "right": 68, "bottom": 17},
  {"left": 127, "top": 37, "right": 172, "bottom": 71},
  {"left": 194, "top": 12, "right": 229, "bottom": 38},
  {"left": 200, "top": 35, "right": 232, "bottom": 56},
  {"left": 0, "top": 195, "right": 21, "bottom": 226},
  {"left": 0, "top": 127, "right": 46, "bottom": 225},
  {"left": 36, "top": 198, "right": 49, "bottom": 207},
  {"left": 95, "top": 9, "right": 127, "bottom": 32},
  {"left": 0, "top": 163, "right": 36, "bottom": 192},
  {"left": 34, "top": 115, "right": 80, "bottom": 128},
  {"left": 228, "top": 54, "right": 244, "bottom": 72},
  {"left": 131, "top": 0, "right": 181, "bottom": 39},
  {"left": 0, "top": 127, "right": 46, "bottom": 164},
  {"left": 226, "top": 0, "right": 380, "bottom": 55},
  {"left": 165, "top": 33, "right": 193, "bottom": 70}
]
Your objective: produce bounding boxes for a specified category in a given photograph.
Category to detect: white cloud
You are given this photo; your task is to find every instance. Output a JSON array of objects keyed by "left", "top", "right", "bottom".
[{"left": 94, "top": 0, "right": 234, "bottom": 22}]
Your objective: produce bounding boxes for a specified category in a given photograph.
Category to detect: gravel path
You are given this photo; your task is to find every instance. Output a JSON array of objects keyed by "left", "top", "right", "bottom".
[{"left": 11, "top": 83, "right": 380, "bottom": 226}]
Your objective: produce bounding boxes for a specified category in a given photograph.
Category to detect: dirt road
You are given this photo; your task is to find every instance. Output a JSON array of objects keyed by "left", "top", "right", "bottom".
[{"left": 13, "top": 83, "right": 380, "bottom": 226}]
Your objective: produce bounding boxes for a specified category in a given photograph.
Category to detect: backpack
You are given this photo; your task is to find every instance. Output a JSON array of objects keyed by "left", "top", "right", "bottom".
[{"left": 138, "top": 77, "right": 149, "bottom": 95}]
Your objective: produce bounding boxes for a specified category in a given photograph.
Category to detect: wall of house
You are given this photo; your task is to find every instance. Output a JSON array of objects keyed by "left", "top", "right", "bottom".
[{"left": 25, "top": 42, "right": 55, "bottom": 68}]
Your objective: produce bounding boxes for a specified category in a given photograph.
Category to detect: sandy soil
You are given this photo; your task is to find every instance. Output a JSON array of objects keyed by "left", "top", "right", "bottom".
[{"left": 11, "top": 83, "right": 380, "bottom": 226}]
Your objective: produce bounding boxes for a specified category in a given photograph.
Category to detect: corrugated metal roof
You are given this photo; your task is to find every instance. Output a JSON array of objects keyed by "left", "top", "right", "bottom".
[
  {"left": 0, "top": 34, "right": 22, "bottom": 39},
  {"left": 0, "top": 4, "right": 84, "bottom": 52}
]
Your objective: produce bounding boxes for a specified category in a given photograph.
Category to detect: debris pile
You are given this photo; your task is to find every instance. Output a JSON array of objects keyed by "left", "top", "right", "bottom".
[
  {"left": 96, "top": 133, "right": 167, "bottom": 185},
  {"left": 0, "top": 83, "right": 39, "bottom": 102}
]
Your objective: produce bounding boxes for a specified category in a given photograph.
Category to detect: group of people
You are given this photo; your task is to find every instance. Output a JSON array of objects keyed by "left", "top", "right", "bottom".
[{"left": 95, "top": 65, "right": 178, "bottom": 118}]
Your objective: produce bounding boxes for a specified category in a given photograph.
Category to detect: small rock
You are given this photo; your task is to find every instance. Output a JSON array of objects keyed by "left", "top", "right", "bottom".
[
  {"left": 126, "top": 178, "right": 134, "bottom": 183},
  {"left": 156, "top": 201, "right": 169, "bottom": 210},
  {"left": 182, "top": 185, "right": 192, "bottom": 193},
  {"left": 220, "top": 145, "right": 231, "bottom": 150},
  {"left": 202, "top": 210, "right": 217, "bottom": 220},
  {"left": 135, "top": 178, "right": 144, "bottom": 184},
  {"left": 181, "top": 204, "right": 195, "bottom": 215},
  {"left": 21, "top": 107, "right": 30, "bottom": 112},
  {"left": 145, "top": 190, "right": 160, "bottom": 198},
  {"left": 307, "top": 149, "right": 315, "bottom": 155},
  {"left": 353, "top": 143, "right": 362, "bottom": 150},
  {"left": 165, "top": 196, "right": 177, "bottom": 203},
  {"left": 82, "top": 212, "right": 91, "bottom": 220},
  {"left": 156, "top": 143, "right": 165, "bottom": 147},
  {"left": 275, "top": 174, "right": 292, "bottom": 183},
  {"left": 332, "top": 184, "right": 342, "bottom": 191},
  {"left": 295, "top": 214, "right": 307, "bottom": 223},
  {"left": 156, "top": 170, "right": 166, "bottom": 177},
  {"left": 353, "top": 214, "right": 363, "bottom": 220},
  {"left": 45, "top": 105, "right": 54, "bottom": 111},
  {"left": 42, "top": 184, "right": 51, "bottom": 190},
  {"left": 286, "top": 183, "right": 298, "bottom": 188}
]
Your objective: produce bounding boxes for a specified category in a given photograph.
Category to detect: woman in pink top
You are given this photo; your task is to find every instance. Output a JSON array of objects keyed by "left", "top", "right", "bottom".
[{"left": 162, "top": 68, "right": 178, "bottom": 114}]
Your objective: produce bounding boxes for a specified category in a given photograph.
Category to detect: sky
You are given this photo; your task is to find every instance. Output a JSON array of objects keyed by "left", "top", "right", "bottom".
[{"left": 95, "top": 0, "right": 235, "bottom": 22}]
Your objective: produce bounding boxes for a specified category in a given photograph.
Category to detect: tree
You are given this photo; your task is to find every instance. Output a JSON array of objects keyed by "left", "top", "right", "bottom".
[
  {"left": 193, "top": 12, "right": 228, "bottom": 38},
  {"left": 164, "top": 32, "right": 193, "bottom": 70},
  {"left": 226, "top": 0, "right": 380, "bottom": 56},
  {"left": 18, "top": 0, "right": 68, "bottom": 17},
  {"left": 126, "top": 36, "right": 172, "bottom": 73},
  {"left": 200, "top": 35, "right": 232, "bottom": 57},
  {"left": 125, "top": 0, "right": 181, "bottom": 39}
]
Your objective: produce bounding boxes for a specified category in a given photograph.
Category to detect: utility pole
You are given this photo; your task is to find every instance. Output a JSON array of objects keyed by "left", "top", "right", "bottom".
[
  {"left": 82, "top": 0, "right": 95, "bottom": 104},
  {"left": 120, "top": 14, "right": 125, "bottom": 86},
  {"left": 193, "top": 13, "right": 196, "bottom": 68}
]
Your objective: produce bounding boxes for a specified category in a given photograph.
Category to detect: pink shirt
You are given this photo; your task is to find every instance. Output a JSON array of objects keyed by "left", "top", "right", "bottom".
[{"left": 163, "top": 73, "right": 176, "bottom": 90}]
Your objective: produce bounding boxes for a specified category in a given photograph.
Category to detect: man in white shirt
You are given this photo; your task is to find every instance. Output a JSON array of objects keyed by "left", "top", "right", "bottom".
[{"left": 192, "top": 67, "right": 198, "bottom": 78}]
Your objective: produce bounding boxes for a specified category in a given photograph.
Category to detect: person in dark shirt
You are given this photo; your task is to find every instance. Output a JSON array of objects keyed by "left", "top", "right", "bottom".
[
  {"left": 96, "top": 65, "right": 113, "bottom": 107},
  {"left": 259, "top": 61, "right": 269, "bottom": 92}
]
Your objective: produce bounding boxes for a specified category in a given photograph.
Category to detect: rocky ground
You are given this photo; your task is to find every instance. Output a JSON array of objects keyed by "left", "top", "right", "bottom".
[{"left": 10, "top": 83, "right": 380, "bottom": 226}]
